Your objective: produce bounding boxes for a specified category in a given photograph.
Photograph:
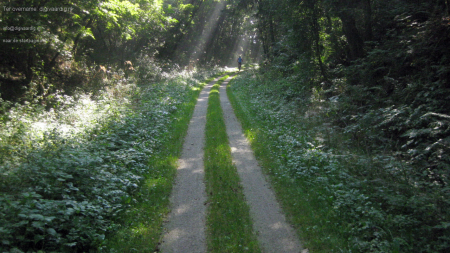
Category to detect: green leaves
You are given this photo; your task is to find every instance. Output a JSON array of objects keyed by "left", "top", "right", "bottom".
[
  {"left": 228, "top": 69, "right": 450, "bottom": 252},
  {"left": 0, "top": 65, "right": 224, "bottom": 251}
]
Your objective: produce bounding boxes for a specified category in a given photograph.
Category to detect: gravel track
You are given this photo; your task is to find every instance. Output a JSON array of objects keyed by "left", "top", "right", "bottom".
[
  {"left": 219, "top": 75, "right": 305, "bottom": 253},
  {"left": 160, "top": 76, "right": 222, "bottom": 253},
  {"left": 161, "top": 74, "right": 305, "bottom": 253}
]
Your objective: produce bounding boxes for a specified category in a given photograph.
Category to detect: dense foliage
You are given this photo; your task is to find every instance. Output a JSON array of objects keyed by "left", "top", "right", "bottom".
[
  {"left": 240, "top": 0, "right": 450, "bottom": 251},
  {"left": 251, "top": 0, "right": 450, "bottom": 171},
  {"left": 0, "top": 0, "right": 258, "bottom": 102},
  {"left": 0, "top": 0, "right": 171, "bottom": 102},
  {"left": 229, "top": 69, "right": 450, "bottom": 252},
  {"left": 0, "top": 66, "right": 222, "bottom": 252}
]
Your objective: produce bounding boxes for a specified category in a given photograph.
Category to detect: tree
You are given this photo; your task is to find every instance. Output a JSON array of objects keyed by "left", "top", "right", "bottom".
[{"left": 0, "top": 0, "right": 167, "bottom": 101}]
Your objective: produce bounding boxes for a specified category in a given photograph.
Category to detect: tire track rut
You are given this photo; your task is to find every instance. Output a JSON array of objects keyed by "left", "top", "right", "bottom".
[
  {"left": 219, "top": 76, "right": 304, "bottom": 253},
  {"left": 161, "top": 74, "right": 304, "bottom": 253},
  {"left": 160, "top": 76, "right": 222, "bottom": 253}
]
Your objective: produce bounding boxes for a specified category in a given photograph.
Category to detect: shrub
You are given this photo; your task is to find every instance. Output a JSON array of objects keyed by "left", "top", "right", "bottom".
[
  {"left": 0, "top": 64, "right": 223, "bottom": 251},
  {"left": 228, "top": 69, "right": 450, "bottom": 252}
]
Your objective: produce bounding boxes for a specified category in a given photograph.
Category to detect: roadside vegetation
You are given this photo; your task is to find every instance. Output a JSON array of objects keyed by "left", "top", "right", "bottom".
[
  {"left": 0, "top": 65, "right": 224, "bottom": 252},
  {"left": 2, "top": 0, "right": 450, "bottom": 252},
  {"left": 228, "top": 67, "right": 450, "bottom": 252},
  {"left": 102, "top": 70, "right": 226, "bottom": 252},
  {"left": 204, "top": 75, "right": 260, "bottom": 252},
  {"left": 222, "top": 1, "right": 450, "bottom": 252}
]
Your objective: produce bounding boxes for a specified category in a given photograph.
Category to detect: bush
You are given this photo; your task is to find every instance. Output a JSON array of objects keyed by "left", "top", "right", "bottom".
[
  {"left": 228, "top": 69, "right": 450, "bottom": 252},
  {"left": 0, "top": 64, "right": 223, "bottom": 252}
]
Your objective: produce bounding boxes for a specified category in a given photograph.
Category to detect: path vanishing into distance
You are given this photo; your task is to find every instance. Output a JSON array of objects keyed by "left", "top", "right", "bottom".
[{"left": 160, "top": 73, "right": 305, "bottom": 253}]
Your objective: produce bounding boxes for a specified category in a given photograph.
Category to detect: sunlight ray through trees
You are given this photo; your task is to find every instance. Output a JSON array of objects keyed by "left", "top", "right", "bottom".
[{"left": 185, "top": 0, "right": 226, "bottom": 65}]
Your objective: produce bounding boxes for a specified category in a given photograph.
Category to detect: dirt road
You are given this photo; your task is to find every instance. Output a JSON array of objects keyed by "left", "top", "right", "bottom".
[{"left": 160, "top": 74, "right": 304, "bottom": 253}]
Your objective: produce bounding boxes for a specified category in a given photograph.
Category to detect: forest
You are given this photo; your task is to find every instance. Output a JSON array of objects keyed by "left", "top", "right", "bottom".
[{"left": 1, "top": 0, "right": 450, "bottom": 252}]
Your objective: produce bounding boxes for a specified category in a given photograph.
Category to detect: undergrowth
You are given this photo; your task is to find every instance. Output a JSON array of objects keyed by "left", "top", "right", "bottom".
[
  {"left": 227, "top": 68, "right": 450, "bottom": 252},
  {"left": 0, "top": 66, "right": 224, "bottom": 252},
  {"left": 102, "top": 71, "right": 226, "bottom": 252}
]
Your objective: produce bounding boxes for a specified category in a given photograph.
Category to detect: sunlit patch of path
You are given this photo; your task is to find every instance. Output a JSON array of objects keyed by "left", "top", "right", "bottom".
[
  {"left": 220, "top": 77, "right": 305, "bottom": 253},
  {"left": 160, "top": 76, "right": 223, "bottom": 253}
]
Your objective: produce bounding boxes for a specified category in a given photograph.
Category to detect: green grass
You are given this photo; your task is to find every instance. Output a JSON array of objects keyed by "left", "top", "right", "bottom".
[
  {"left": 204, "top": 75, "right": 261, "bottom": 253},
  {"left": 103, "top": 74, "right": 225, "bottom": 252},
  {"left": 226, "top": 75, "right": 346, "bottom": 252},
  {"left": 226, "top": 67, "right": 450, "bottom": 252},
  {"left": 0, "top": 69, "right": 228, "bottom": 252}
]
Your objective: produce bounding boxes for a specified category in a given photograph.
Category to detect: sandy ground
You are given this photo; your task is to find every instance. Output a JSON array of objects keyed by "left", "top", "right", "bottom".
[
  {"left": 161, "top": 74, "right": 305, "bottom": 253},
  {"left": 219, "top": 75, "right": 305, "bottom": 253},
  {"left": 159, "top": 76, "right": 222, "bottom": 253}
]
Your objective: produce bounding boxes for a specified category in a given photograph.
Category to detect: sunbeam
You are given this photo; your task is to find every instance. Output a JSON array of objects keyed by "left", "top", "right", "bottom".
[
  {"left": 226, "top": 16, "right": 262, "bottom": 67},
  {"left": 168, "top": 0, "right": 262, "bottom": 68},
  {"left": 187, "top": 0, "right": 226, "bottom": 64}
]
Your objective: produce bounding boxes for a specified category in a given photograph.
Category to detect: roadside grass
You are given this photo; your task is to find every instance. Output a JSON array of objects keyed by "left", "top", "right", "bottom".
[
  {"left": 205, "top": 75, "right": 261, "bottom": 253},
  {"left": 227, "top": 68, "right": 450, "bottom": 252},
  {"left": 226, "top": 71, "right": 347, "bottom": 252},
  {"left": 103, "top": 73, "right": 225, "bottom": 252}
]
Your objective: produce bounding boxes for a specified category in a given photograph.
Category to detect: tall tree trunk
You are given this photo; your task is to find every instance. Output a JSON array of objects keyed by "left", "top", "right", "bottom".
[
  {"left": 312, "top": 5, "right": 330, "bottom": 87},
  {"left": 363, "top": 0, "right": 373, "bottom": 41},
  {"left": 258, "top": 15, "right": 270, "bottom": 60},
  {"left": 269, "top": 12, "right": 276, "bottom": 49},
  {"left": 258, "top": 0, "right": 275, "bottom": 60},
  {"left": 446, "top": 0, "right": 450, "bottom": 15},
  {"left": 338, "top": 10, "right": 365, "bottom": 61},
  {"left": 25, "top": 49, "right": 35, "bottom": 83},
  {"left": 96, "top": 25, "right": 111, "bottom": 57}
]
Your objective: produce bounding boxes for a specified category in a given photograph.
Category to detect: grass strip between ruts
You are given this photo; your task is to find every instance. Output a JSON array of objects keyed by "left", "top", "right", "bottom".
[
  {"left": 204, "top": 75, "right": 261, "bottom": 253},
  {"left": 104, "top": 73, "right": 226, "bottom": 252}
]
